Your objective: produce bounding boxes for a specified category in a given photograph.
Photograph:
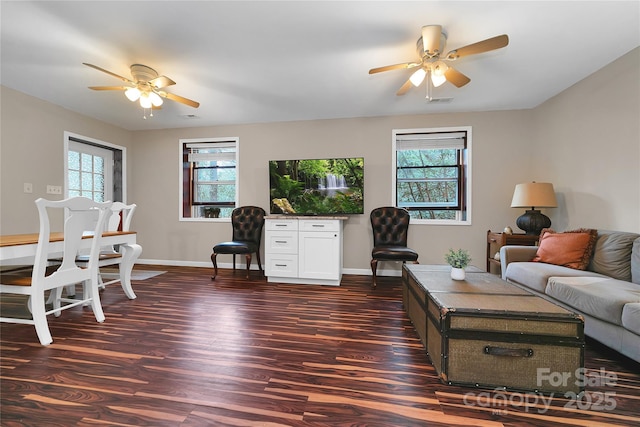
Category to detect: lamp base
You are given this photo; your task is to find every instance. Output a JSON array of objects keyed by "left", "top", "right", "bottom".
[{"left": 516, "top": 209, "right": 551, "bottom": 236}]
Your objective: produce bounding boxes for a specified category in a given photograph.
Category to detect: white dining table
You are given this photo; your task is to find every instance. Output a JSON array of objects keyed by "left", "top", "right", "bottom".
[{"left": 0, "top": 231, "right": 142, "bottom": 299}]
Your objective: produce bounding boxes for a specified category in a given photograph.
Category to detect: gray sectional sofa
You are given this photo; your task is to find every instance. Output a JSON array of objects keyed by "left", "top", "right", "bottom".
[{"left": 500, "top": 230, "right": 640, "bottom": 363}]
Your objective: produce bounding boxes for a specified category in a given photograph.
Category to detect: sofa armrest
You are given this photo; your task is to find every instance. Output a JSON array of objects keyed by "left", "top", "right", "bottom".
[{"left": 500, "top": 245, "right": 538, "bottom": 279}]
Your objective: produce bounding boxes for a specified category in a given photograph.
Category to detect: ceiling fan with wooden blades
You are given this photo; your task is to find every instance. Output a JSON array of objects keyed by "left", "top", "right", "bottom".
[
  {"left": 83, "top": 63, "right": 200, "bottom": 110},
  {"left": 369, "top": 25, "right": 508, "bottom": 96}
]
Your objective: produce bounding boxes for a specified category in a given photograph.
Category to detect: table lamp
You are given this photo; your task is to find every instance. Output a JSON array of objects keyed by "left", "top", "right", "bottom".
[{"left": 510, "top": 182, "right": 557, "bottom": 235}]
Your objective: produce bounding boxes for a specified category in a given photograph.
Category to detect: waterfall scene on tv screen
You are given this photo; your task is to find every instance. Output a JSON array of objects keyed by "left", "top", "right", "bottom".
[{"left": 269, "top": 158, "right": 364, "bottom": 215}]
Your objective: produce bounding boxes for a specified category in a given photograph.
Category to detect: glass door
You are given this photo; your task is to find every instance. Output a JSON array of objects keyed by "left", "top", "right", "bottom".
[{"left": 67, "top": 141, "right": 113, "bottom": 202}]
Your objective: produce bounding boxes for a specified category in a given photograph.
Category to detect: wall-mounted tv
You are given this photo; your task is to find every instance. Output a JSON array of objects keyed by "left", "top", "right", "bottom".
[{"left": 269, "top": 157, "right": 364, "bottom": 215}]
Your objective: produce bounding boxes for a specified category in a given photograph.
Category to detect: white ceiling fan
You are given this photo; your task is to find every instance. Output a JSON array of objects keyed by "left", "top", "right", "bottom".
[
  {"left": 369, "top": 25, "right": 509, "bottom": 96},
  {"left": 83, "top": 63, "right": 200, "bottom": 114}
]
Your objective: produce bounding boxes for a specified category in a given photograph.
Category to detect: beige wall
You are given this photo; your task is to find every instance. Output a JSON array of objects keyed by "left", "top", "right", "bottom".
[
  {"left": 130, "top": 111, "right": 531, "bottom": 272},
  {"left": 531, "top": 47, "right": 640, "bottom": 232},
  {"left": 1, "top": 47, "right": 638, "bottom": 274},
  {"left": 0, "top": 86, "right": 133, "bottom": 234}
]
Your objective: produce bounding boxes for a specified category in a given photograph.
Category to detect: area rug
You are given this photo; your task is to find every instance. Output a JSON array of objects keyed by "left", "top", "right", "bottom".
[{"left": 99, "top": 269, "right": 166, "bottom": 281}]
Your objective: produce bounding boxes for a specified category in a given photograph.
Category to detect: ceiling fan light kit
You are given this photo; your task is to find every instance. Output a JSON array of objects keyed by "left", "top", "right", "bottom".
[
  {"left": 370, "top": 25, "right": 509, "bottom": 97},
  {"left": 84, "top": 62, "right": 199, "bottom": 119},
  {"left": 409, "top": 68, "right": 426, "bottom": 86},
  {"left": 124, "top": 87, "right": 141, "bottom": 102},
  {"left": 431, "top": 61, "right": 448, "bottom": 87}
]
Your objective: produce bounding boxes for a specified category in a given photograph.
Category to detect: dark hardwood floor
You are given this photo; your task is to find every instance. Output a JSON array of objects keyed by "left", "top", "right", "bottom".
[{"left": 1, "top": 265, "right": 639, "bottom": 426}]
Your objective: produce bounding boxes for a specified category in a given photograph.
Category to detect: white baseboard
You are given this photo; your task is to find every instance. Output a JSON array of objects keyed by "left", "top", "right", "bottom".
[{"left": 136, "top": 259, "right": 403, "bottom": 277}]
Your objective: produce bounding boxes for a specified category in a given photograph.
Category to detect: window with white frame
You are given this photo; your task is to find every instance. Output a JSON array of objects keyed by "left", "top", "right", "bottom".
[
  {"left": 65, "top": 133, "right": 124, "bottom": 203},
  {"left": 393, "top": 127, "right": 471, "bottom": 224},
  {"left": 180, "top": 138, "right": 238, "bottom": 220}
]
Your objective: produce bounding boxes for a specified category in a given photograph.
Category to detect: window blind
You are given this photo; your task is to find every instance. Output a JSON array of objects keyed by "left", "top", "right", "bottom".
[
  {"left": 396, "top": 131, "right": 466, "bottom": 150},
  {"left": 187, "top": 141, "right": 236, "bottom": 162}
]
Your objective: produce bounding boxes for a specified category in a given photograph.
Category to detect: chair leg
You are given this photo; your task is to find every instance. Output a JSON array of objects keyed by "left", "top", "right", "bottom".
[
  {"left": 31, "top": 290, "right": 53, "bottom": 346},
  {"left": 46, "top": 284, "right": 75, "bottom": 304},
  {"left": 51, "top": 286, "right": 64, "bottom": 317},
  {"left": 245, "top": 254, "right": 252, "bottom": 279},
  {"left": 370, "top": 259, "right": 378, "bottom": 289},
  {"left": 255, "top": 251, "right": 263, "bottom": 277},
  {"left": 211, "top": 253, "right": 218, "bottom": 280},
  {"left": 66, "top": 284, "right": 76, "bottom": 297},
  {"left": 87, "top": 275, "right": 105, "bottom": 323},
  {"left": 98, "top": 271, "right": 106, "bottom": 290},
  {"left": 82, "top": 279, "right": 91, "bottom": 305}
]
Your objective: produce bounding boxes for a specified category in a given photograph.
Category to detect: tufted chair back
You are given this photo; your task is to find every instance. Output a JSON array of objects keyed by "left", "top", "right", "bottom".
[
  {"left": 370, "top": 206, "right": 410, "bottom": 247},
  {"left": 231, "top": 206, "right": 266, "bottom": 243},
  {"left": 369, "top": 206, "right": 418, "bottom": 289},
  {"left": 211, "top": 206, "right": 266, "bottom": 280}
]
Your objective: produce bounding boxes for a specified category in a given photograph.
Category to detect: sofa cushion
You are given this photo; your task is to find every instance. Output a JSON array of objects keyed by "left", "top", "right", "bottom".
[
  {"left": 546, "top": 276, "right": 640, "bottom": 326},
  {"left": 632, "top": 237, "right": 640, "bottom": 285},
  {"left": 505, "top": 262, "right": 606, "bottom": 294},
  {"left": 621, "top": 303, "right": 640, "bottom": 335},
  {"left": 533, "top": 228, "right": 597, "bottom": 270},
  {"left": 588, "top": 230, "right": 640, "bottom": 282}
]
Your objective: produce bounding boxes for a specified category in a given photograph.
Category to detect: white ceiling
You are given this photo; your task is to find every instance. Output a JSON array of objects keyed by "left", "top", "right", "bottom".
[{"left": 1, "top": 1, "right": 639, "bottom": 131}]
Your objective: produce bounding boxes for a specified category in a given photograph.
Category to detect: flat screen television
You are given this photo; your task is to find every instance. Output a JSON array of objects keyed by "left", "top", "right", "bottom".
[{"left": 269, "top": 157, "right": 364, "bottom": 215}]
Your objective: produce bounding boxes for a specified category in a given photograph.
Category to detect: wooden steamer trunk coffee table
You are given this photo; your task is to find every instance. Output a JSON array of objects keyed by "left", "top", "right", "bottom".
[{"left": 402, "top": 264, "right": 585, "bottom": 394}]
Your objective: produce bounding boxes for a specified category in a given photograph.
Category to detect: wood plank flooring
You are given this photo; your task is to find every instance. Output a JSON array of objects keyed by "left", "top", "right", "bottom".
[{"left": 1, "top": 265, "right": 639, "bottom": 426}]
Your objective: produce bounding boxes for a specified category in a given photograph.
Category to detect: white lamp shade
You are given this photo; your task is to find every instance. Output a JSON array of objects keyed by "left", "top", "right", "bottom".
[
  {"left": 139, "top": 93, "right": 152, "bottom": 109},
  {"left": 409, "top": 68, "right": 426, "bottom": 86},
  {"left": 511, "top": 182, "right": 558, "bottom": 208},
  {"left": 431, "top": 72, "right": 447, "bottom": 87},
  {"left": 124, "top": 87, "right": 141, "bottom": 102},
  {"left": 431, "top": 61, "right": 448, "bottom": 87},
  {"left": 149, "top": 92, "right": 163, "bottom": 107}
]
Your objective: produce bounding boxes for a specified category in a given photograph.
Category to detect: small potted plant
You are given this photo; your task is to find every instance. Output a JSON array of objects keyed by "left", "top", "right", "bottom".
[
  {"left": 445, "top": 248, "right": 471, "bottom": 280},
  {"left": 203, "top": 207, "right": 221, "bottom": 218}
]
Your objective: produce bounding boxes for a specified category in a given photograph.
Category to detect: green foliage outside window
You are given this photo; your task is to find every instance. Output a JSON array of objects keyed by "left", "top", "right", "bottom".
[{"left": 397, "top": 148, "right": 461, "bottom": 220}]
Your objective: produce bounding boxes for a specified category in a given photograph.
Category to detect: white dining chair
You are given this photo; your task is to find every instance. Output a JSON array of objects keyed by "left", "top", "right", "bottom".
[
  {"left": 100, "top": 203, "right": 137, "bottom": 287},
  {"left": 63, "top": 202, "right": 138, "bottom": 300},
  {"left": 0, "top": 197, "right": 112, "bottom": 345}
]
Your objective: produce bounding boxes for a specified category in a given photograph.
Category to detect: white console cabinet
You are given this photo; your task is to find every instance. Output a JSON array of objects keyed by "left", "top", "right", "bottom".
[{"left": 265, "top": 216, "right": 346, "bottom": 285}]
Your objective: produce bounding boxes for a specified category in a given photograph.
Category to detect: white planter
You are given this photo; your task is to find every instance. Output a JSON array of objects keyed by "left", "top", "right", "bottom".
[{"left": 450, "top": 267, "right": 466, "bottom": 280}]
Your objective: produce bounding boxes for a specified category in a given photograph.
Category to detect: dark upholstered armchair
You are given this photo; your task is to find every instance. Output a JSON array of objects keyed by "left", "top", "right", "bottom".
[
  {"left": 370, "top": 207, "right": 419, "bottom": 288},
  {"left": 211, "top": 206, "right": 266, "bottom": 280}
]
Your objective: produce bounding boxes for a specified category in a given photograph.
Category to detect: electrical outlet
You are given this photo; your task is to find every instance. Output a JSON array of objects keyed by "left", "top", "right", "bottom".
[
  {"left": 46, "top": 185, "right": 62, "bottom": 195},
  {"left": 24, "top": 183, "right": 33, "bottom": 193}
]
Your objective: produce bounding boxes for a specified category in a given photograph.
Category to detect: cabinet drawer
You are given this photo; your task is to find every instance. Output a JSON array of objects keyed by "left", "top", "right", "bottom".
[
  {"left": 266, "top": 254, "right": 298, "bottom": 278},
  {"left": 265, "top": 231, "right": 298, "bottom": 254},
  {"left": 266, "top": 219, "right": 299, "bottom": 231},
  {"left": 299, "top": 219, "right": 339, "bottom": 232}
]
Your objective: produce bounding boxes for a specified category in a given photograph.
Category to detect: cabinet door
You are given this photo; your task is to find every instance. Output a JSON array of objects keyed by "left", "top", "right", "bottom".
[{"left": 298, "top": 231, "right": 340, "bottom": 280}]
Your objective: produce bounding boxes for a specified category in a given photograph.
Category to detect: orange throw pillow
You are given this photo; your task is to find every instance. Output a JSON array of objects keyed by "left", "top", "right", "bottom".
[{"left": 533, "top": 228, "right": 597, "bottom": 270}]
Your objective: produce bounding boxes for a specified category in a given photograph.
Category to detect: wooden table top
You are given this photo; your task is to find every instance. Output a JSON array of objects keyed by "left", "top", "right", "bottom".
[{"left": 0, "top": 231, "right": 136, "bottom": 247}]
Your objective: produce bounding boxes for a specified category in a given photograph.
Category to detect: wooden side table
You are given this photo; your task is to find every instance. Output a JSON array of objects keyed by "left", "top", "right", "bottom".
[{"left": 486, "top": 230, "right": 539, "bottom": 275}]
